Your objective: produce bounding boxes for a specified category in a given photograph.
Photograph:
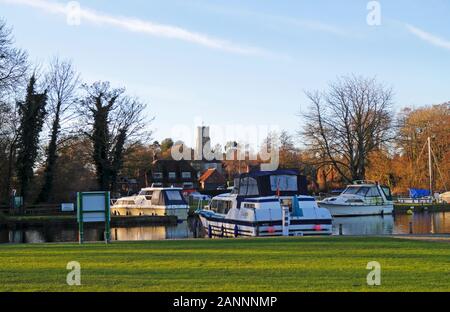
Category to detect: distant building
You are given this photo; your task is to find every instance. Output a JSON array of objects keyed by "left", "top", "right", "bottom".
[
  {"left": 149, "top": 159, "right": 198, "bottom": 189},
  {"left": 199, "top": 168, "right": 226, "bottom": 191},
  {"left": 192, "top": 126, "right": 224, "bottom": 176}
]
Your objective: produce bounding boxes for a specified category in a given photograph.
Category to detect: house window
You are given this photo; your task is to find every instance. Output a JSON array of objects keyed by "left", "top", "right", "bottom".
[
  {"left": 182, "top": 172, "right": 191, "bottom": 179},
  {"left": 168, "top": 172, "right": 177, "bottom": 180},
  {"left": 153, "top": 172, "right": 163, "bottom": 179}
]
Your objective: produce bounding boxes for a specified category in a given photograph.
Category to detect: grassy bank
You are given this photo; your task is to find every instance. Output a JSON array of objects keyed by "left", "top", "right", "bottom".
[{"left": 0, "top": 237, "right": 449, "bottom": 292}]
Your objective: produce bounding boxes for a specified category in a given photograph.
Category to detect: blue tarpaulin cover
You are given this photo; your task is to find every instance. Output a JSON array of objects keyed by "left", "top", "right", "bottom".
[{"left": 409, "top": 189, "right": 430, "bottom": 199}]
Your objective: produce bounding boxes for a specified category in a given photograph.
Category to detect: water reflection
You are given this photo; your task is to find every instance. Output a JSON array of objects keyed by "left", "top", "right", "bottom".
[
  {"left": 333, "top": 212, "right": 450, "bottom": 235},
  {"left": 332, "top": 215, "right": 395, "bottom": 236},
  {"left": 112, "top": 222, "right": 192, "bottom": 241},
  {"left": 0, "top": 212, "right": 448, "bottom": 244},
  {"left": 0, "top": 221, "right": 193, "bottom": 244}
]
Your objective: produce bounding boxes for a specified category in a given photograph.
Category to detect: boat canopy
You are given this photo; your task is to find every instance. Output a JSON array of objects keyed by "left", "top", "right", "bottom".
[
  {"left": 234, "top": 170, "right": 308, "bottom": 197},
  {"left": 409, "top": 188, "right": 431, "bottom": 199},
  {"left": 148, "top": 189, "right": 187, "bottom": 206}
]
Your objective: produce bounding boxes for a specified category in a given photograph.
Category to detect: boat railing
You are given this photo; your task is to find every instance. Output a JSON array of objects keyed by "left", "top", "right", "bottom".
[{"left": 395, "top": 197, "right": 434, "bottom": 204}]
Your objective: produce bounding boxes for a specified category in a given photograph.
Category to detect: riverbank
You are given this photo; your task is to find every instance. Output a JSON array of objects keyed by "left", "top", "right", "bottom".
[
  {"left": 394, "top": 203, "right": 450, "bottom": 213},
  {"left": 0, "top": 236, "right": 449, "bottom": 292},
  {"left": 0, "top": 215, "right": 178, "bottom": 228}
]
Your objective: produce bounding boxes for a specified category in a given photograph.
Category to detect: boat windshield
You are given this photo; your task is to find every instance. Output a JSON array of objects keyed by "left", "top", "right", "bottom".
[
  {"left": 165, "top": 190, "right": 183, "bottom": 201},
  {"left": 381, "top": 186, "right": 393, "bottom": 201},
  {"left": 343, "top": 186, "right": 365, "bottom": 195},
  {"left": 343, "top": 186, "right": 382, "bottom": 197},
  {"left": 138, "top": 190, "right": 153, "bottom": 200},
  {"left": 210, "top": 199, "right": 233, "bottom": 214}
]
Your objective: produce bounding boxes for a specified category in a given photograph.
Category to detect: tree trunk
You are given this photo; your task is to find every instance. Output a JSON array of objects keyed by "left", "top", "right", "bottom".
[{"left": 37, "top": 103, "right": 61, "bottom": 203}]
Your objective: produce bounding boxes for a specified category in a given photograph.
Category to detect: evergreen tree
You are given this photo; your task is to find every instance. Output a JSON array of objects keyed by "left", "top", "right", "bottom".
[
  {"left": 16, "top": 75, "right": 47, "bottom": 206},
  {"left": 79, "top": 81, "right": 146, "bottom": 193},
  {"left": 37, "top": 59, "right": 79, "bottom": 203}
]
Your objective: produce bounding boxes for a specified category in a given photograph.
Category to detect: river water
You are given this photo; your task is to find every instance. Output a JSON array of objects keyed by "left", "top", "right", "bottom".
[{"left": 0, "top": 212, "right": 449, "bottom": 244}]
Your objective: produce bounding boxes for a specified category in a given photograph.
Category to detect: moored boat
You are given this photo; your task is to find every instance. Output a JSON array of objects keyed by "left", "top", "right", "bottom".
[
  {"left": 111, "top": 187, "right": 189, "bottom": 220},
  {"left": 318, "top": 181, "right": 393, "bottom": 217},
  {"left": 195, "top": 170, "right": 333, "bottom": 237}
]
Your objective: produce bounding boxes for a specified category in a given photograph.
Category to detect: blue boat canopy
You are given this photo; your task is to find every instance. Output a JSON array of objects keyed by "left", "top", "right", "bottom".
[
  {"left": 235, "top": 170, "right": 308, "bottom": 197},
  {"left": 409, "top": 188, "right": 430, "bottom": 199}
]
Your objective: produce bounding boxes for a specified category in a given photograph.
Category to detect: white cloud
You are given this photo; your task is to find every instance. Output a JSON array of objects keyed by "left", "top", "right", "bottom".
[
  {"left": 405, "top": 23, "right": 450, "bottom": 51},
  {"left": 0, "top": 0, "right": 269, "bottom": 56},
  {"left": 275, "top": 16, "right": 349, "bottom": 37}
]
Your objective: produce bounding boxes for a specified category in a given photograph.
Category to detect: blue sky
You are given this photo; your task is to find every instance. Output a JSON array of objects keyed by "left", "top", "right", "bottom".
[{"left": 1, "top": 0, "right": 449, "bottom": 146}]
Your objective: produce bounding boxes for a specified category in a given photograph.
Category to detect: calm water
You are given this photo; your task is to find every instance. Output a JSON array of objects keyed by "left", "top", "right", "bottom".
[{"left": 0, "top": 212, "right": 449, "bottom": 244}]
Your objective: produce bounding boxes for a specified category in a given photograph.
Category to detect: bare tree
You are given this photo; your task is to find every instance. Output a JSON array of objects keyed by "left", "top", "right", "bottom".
[
  {"left": 0, "top": 99, "right": 19, "bottom": 204},
  {"left": 0, "top": 19, "right": 28, "bottom": 204},
  {"left": 78, "top": 81, "right": 149, "bottom": 193},
  {"left": 301, "top": 75, "right": 394, "bottom": 182},
  {"left": 37, "top": 57, "right": 80, "bottom": 203},
  {"left": 0, "top": 19, "right": 28, "bottom": 95}
]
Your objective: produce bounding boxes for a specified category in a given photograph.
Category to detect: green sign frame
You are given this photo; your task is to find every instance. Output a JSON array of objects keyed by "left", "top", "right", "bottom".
[{"left": 77, "top": 191, "right": 111, "bottom": 244}]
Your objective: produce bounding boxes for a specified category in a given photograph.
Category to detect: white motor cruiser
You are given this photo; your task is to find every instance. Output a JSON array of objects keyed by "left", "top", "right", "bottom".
[
  {"left": 196, "top": 170, "right": 332, "bottom": 237},
  {"left": 318, "top": 181, "right": 394, "bottom": 217},
  {"left": 111, "top": 187, "right": 189, "bottom": 220}
]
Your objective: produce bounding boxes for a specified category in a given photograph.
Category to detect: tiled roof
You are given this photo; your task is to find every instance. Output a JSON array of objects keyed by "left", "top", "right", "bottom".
[{"left": 199, "top": 168, "right": 216, "bottom": 182}]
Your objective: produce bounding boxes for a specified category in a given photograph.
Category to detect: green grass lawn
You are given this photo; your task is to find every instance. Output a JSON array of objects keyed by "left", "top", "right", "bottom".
[{"left": 0, "top": 237, "right": 449, "bottom": 292}]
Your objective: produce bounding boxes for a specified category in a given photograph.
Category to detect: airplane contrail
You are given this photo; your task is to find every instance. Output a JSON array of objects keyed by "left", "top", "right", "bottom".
[{"left": 1, "top": 0, "right": 270, "bottom": 56}]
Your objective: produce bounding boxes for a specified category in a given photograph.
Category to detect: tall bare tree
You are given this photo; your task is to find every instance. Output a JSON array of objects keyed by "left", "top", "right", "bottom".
[
  {"left": 0, "top": 19, "right": 28, "bottom": 95},
  {"left": 78, "top": 81, "right": 148, "bottom": 193},
  {"left": 37, "top": 58, "right": 80, "bottom": 203},
  {"left": 301, "top": 75, "right": 394, "bottom": 182},
  {"left": 0, "top": 19, "right": 28, "bottom": 204}
]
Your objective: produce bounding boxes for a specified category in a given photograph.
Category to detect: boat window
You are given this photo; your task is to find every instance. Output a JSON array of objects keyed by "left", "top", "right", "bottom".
[
  {"left": 139, "top": 190, "right": 153, "bottom": 200},
  {"left": 151, "top": 190, "right": 162, "bottom": 205},
  {"left": 366, "top": 187, "right": 381, "bottom": 197},
  {"left": 165, "top": 190, "right": 183, "bottom": 201},
  {"left": 356, "top": 187, "right": 370, "bottom": 196},
  {"left": 210, "top": 200, "right": 217, "bottom": 212},
  {"left": 210, "top": 200, "right": 232, "bottom": 214},
  {"left": 343, "top": 186, "right": 359, "bottom": 194},
  {"left": 346, "top": 199, "right": 365, "bottom": 203},
  {"left": 239, "top": 177, "right": 259, "bottom": 196},
  {"left": 381, "top": 186, "right": 393, "bottom": 201},
  {"left": 270, "top": 175, "right": 297, "bottom": 192}
]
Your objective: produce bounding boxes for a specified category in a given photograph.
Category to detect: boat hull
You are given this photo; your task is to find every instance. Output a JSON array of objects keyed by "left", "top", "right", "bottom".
[
  {"left": 111, "top": 207, "right": 189, "bottom": 220},
  {"left": 198, "top": 214, "right": 332, "bottom": 237},
  {"left": 318, "top": 203, "right": 393, "bottom": 217}
]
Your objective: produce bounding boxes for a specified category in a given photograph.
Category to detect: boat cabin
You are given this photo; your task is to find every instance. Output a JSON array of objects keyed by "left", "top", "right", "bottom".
[
  {"left": 232, "top": 170, "right": 308, "bottom": 197},
  {"left": 341, "top": 183, "right": 392, "bottom": 201},
  {"left": 137, "top": 187, "right": 188, "bottom": 206}
]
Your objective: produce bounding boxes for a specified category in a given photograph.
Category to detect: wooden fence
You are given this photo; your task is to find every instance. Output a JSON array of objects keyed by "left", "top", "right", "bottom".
[{"left": 0, "top": 204, "right": 75, "bottom": 216}]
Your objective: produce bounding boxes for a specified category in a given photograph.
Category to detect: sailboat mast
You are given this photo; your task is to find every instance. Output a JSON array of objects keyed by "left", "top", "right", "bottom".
[{"left": 428, "top": 137, "right": 433, "bottom": 197}]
